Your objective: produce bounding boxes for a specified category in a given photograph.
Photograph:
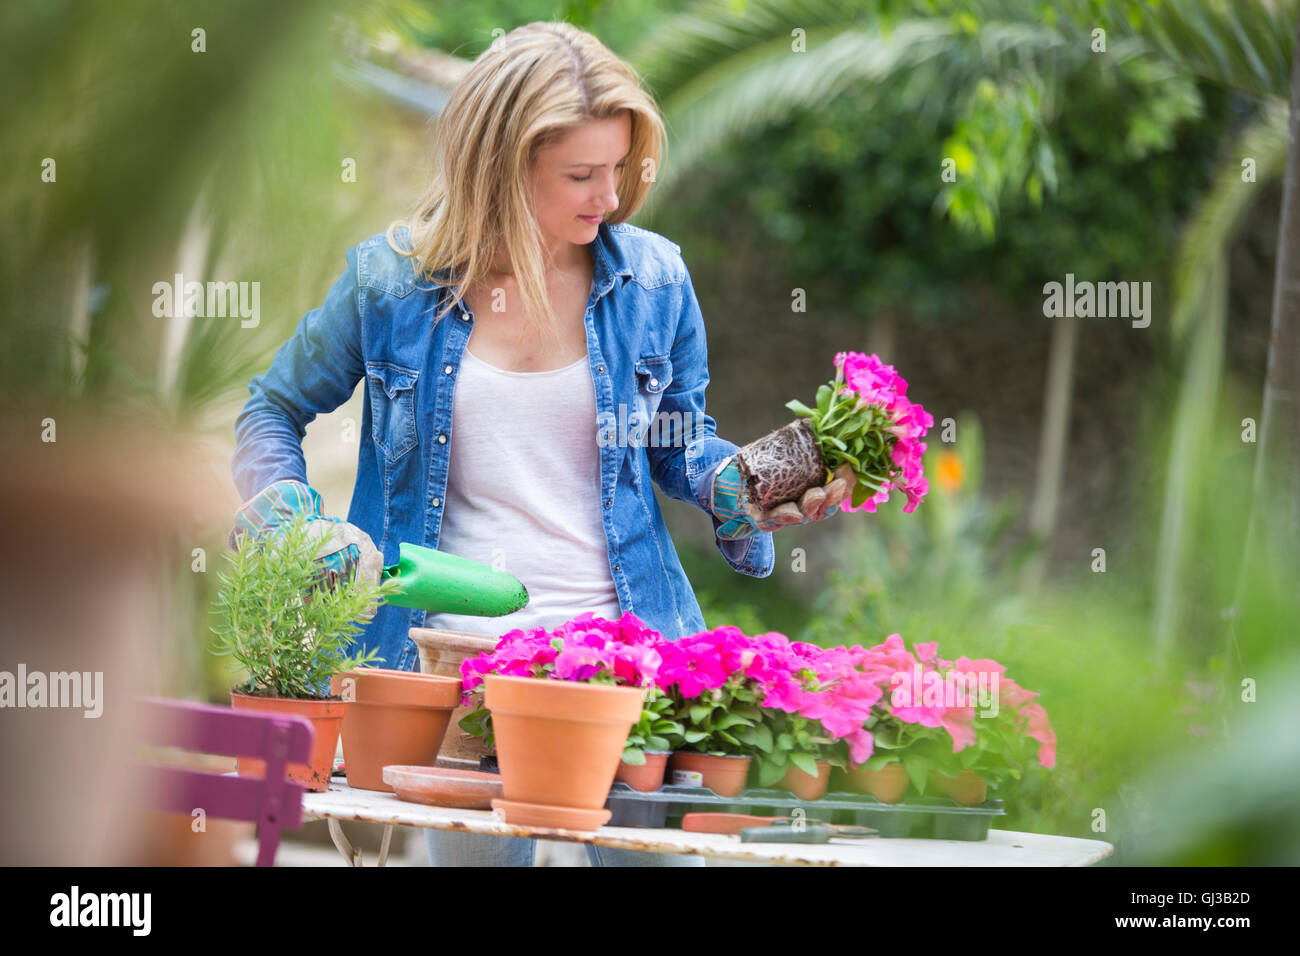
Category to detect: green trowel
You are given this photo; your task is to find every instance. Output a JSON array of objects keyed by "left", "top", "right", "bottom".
[{"left": 379, "top": 541, "right": 529, "bottom": 617}]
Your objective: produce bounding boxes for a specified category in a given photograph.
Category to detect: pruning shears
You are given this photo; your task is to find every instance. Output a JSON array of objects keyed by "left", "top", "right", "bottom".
[{"left": 681, "top": 812, "right": 876, "bottom": 844}]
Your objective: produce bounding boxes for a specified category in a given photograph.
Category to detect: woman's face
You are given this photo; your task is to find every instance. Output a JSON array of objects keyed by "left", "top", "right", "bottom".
[{"left": 528, "top": 111, "right": 631, "bottom": 263}]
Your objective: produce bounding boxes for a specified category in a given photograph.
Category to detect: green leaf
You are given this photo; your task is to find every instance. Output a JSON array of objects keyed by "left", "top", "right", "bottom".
[
  {"left": 683, "top": 729, "right": 708, "bottom": 744},
  {"left": 758, "top": 759, "right": 788, "bottom": 787},
  {"left": 786, "top": 399, "right": 815, "bottom": 418},
  {"left": 789, "top": 752, "right": 820, "bottom": 777},
  {"left": 689, "top": 704, "right": 713, "bottom": 724},
  {"left": 715, "top": 712, "right": 752, "bottom": 730},
  {"left": 458, "top": 709, "right": 488, "bottom": 737},
  {"left": 621, "top": 748, "right": 646, "bottom": 765},
  {"left": 902, "top": 753, "right": 930, "bottom": 794}
]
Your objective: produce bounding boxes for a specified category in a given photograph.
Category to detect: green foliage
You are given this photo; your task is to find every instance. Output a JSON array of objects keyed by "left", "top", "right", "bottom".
[
  {"left": 647, "top": 1, "right": 1237, "bottom": 318},
  {"left": 211, "top": 511, "right": 402, "bottom": 699},
  {"left": 802, "top": 416, "right": 1032, "bottom": 649},
  {"left": 745, "top": 710, "right": 844, "bottom": 787},
  {"left": 787, "top": 365, "right": 909, "bottom": 505},
  {"left": 872, "top": 699, "right": 1047, "bottom": 797},
  {"left": 622, "top": 687, "right": 683, "bottom": 763},
  {"left": 400, "top": 0, "right": 697, "bottom": 60},
  {"left": 458, "top": 703, "right": 497, "bottom": 750},
  {"left": 664, "top": 675, "right": 765, "bottom": 757}
]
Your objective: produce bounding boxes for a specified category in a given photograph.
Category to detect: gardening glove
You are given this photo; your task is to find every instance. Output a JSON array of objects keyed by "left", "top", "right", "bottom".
[
  {"left": 709, "top": 456, "right": 856, "bottom": 539},
  {"left": 228, "top": 479, "right": 383, "bottom": 592}
]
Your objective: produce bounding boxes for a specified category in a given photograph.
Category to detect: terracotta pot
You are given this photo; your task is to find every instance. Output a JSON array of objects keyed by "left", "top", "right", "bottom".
[
  {"left": 841, "top": 762, "right": 909, "bottom": 803},
  {"left": 229, "top": 692, "right": 345, "bottom": 793},
  {"left": 614, "top": 750, "right": 670, "bottom": 792},
  {"left": 668, "top": 752, "right": 752, "bottom": 797},
  {"left": 330, "top": 668, "right": 462, "bottom": 792},
  {"left": 779, "top": 760, "right": 832, "bottom": 800},
  {"left": 484, "top": 675, "right": 644, "bottom": 825},
  {"left": 929, "top": 769, "right": 988, "bottom": 806},
  {"left": 409, "top": 627, "right": 500, "bottom": 763}
]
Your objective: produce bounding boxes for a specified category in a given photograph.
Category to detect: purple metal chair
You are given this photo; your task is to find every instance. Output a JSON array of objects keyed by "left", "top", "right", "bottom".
[{"left": 135, "top": 697, "right": 315, "bottom": 866}]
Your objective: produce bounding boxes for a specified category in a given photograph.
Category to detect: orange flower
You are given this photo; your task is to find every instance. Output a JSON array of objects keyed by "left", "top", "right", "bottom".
[{"left": 936, "top": 450, "right": 964, "bottom": 494}]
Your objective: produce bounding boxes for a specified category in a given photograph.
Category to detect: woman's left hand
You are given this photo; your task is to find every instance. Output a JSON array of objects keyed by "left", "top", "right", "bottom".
[
  {"left": 711, "top": 458, "right": 856, "bottom": 539},
  {"left": 745, "top": 463, "right": 857, "bottom": 532}
]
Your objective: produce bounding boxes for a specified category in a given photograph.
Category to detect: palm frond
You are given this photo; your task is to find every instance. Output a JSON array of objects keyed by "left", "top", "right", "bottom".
[
  {"left": 1170, "top": 98, "right": 1290, "bottom": 346},
  {"left": 647, "top": 15, "right": 1087, "bottom": 209},
  {"left": 631, "top": 0, "right": 881, "bottom": 102},
  {"left": 1152, "top": 98, "right": 1289, "bottom": 653},
  {"left": 1050, "top": 0, "right": 1298, "bottom": 99}
]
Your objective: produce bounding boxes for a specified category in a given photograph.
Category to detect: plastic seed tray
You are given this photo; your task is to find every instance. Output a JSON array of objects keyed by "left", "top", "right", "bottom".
[{"left": 604, "top": 783, "right": 1005, "bottom": 841}]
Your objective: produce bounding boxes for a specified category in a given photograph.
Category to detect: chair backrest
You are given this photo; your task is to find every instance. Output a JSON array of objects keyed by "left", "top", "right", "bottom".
[{"left": 134, "top": 697, "right": 315, "bottom": 867}]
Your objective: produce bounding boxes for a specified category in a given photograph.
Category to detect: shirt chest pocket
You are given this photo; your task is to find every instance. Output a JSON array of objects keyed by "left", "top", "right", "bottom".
[{"left": 366, "top": 361, "right": 420, "bottom": 461}]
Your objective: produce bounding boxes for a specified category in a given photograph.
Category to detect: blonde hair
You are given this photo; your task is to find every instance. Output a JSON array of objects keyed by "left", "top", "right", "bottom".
[{"left": 387, "top": 22, "right": 665, "bottom": 349}]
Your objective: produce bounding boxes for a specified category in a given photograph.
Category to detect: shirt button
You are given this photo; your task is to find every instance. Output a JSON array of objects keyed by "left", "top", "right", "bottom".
[
  {"left": 438, "top": 434, "right": 447, "bottom": 444},
  {"left": 597, "top": 365, "right": 605, "bottom": 374},
  {"left": 432, "top": 498, "right": 441, "bottom": 507},
  {"left": 604, "top": 498, "right": 611, "bottom": 508},
  {"left": 460, "top": 312, "right": 470, "bottom": 321},
  {"left": 650, "top": 378, "right": 659, "bottom": 388},
  {"left": 613, "top": 563, "right": 621, "bottom": 573},
  {"left": 444, "top": 365, "right": 453, "bottom": 374}
]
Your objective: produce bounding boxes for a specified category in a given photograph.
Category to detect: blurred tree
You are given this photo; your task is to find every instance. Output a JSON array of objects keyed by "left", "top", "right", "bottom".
[
  {"left": 628, "top": 0, "right": 1299, "bottom": 652},
  {"left": 630, "top": 0, "right": 1231, "bottom": 582}
]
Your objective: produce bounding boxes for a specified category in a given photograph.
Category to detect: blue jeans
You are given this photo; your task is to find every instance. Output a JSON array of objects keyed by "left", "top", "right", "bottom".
[{"left": 423, "top": 828, "right": 705, "bottom": 867}]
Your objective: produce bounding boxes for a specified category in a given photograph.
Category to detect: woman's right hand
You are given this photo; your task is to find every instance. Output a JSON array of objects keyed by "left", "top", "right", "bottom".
[{"left": 229, "top": 479, "right": 383, "bottom": 590}]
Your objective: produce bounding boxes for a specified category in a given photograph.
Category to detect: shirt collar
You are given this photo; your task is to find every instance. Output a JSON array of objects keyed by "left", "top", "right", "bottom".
[{"left": 429, "top": 221, "right": 634, "bottom": 301}]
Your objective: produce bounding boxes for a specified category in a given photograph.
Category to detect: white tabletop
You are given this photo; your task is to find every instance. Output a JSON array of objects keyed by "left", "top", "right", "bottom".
[{"left": 301, "top": 779, "right": 1113, "bottom": 867}]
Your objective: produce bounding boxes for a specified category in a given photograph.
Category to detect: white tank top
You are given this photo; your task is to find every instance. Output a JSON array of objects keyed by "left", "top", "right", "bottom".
[{"left": 420, "top": 345, "right": 623, "bottom": 639}]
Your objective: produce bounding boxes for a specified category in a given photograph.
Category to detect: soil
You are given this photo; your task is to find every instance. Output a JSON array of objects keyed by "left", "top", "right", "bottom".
[{"left": 735, "top": 418, "right": 827, "bottom": 511}]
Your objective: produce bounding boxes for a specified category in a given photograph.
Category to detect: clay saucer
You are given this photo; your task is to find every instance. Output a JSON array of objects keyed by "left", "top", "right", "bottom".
[
  {"left": 490, "top": 798, "right": 611, "bottom": 831},
  {"left": 382, "top": 765, "right": 504, "bottom": 810}
]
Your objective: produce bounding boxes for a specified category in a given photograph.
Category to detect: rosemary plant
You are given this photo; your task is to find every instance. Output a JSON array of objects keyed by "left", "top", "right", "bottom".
[{"left": 211, "top": 510, "right": 404, "bottom": 699}]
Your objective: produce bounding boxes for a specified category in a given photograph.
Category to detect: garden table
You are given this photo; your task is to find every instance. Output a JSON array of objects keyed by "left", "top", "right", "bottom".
[{"left": 301, "top": 772, "right": 1114, "bottom": 867}]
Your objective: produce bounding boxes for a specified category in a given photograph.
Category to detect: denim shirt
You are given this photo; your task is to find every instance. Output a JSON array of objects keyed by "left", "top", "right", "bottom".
[{"left": 231, "top": 221, "right": 774, "bottom": 670}]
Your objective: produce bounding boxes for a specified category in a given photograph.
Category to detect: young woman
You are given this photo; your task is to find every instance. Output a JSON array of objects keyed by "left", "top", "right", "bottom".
[{"left": 231, "top": 21, "right": 854, "bottom": 867}]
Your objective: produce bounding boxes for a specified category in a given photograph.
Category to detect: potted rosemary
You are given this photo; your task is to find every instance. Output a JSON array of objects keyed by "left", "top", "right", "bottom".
[{"left": 212, "top": 510, "right": 403, "bottom": 791}]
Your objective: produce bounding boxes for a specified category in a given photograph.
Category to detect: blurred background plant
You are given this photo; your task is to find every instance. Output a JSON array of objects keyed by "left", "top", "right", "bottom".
[{"left": 4, "top": 0, "right": 1297, "bottom": 863}]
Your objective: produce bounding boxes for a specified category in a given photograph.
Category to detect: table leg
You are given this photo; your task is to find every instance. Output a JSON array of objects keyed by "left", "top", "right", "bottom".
[
  {"left": 327, "top": 818, "right": 362, "bottom": 866},
  {"left": 324, "top": 819, "right": 395, "bottom": 867}
]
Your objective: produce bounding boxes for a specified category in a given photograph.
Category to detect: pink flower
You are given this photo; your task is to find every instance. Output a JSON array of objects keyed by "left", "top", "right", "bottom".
[
  {"left": 459, "top": 612, "right": 665, "bottom": 699},
  {"left": 827, "top": 352, "right": 932, "bottom": 515},
  {"left": 656, "top": 638, "right": 729, "bottom": 697}
]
